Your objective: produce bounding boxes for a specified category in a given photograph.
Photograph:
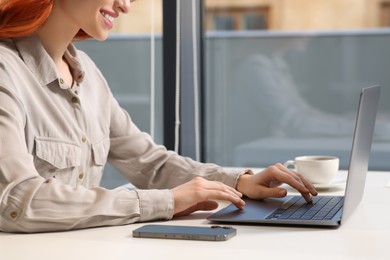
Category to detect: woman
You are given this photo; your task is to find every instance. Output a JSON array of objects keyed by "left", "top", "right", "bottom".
[{"left": 0, "top": 0, "right": 317, "bottom": 233}]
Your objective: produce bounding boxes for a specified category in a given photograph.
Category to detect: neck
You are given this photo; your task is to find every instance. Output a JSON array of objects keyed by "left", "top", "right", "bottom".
[{"left": 35, "top": 4, "right": 79, "bottom": 66}]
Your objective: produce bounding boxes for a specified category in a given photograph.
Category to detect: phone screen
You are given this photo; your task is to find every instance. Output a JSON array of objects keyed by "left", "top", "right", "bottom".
[{"left": 132, "top": 224, "right": 236, "bottom": 241}]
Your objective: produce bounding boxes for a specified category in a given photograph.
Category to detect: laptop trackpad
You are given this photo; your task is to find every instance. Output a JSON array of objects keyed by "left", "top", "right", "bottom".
[{"left": 209, "top": 197, "right": 290, "bottom": 222}]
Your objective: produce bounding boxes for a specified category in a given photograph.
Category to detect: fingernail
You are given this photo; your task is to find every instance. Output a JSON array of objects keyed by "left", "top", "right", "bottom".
[{"left": 278, "top": 190, "right": 287, "bottom": 197}]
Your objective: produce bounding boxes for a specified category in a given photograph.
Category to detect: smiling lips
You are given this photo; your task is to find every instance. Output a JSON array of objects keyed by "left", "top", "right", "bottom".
[{"left": 100, "top": 10, "right": 115, "bottom": 29}]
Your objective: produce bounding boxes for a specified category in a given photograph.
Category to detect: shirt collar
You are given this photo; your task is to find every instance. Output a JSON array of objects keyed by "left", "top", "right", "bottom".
[
  {"left": 13, "top": 35, "right": 85, "bottom": 88},
  {"left": 64, "top": 43, "right": 85, "bottom": 85}
]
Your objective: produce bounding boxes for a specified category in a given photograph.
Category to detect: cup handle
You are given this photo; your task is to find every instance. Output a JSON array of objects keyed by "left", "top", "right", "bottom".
[{"left": 284, "top": 160, "right": 295, "bottom": 170}]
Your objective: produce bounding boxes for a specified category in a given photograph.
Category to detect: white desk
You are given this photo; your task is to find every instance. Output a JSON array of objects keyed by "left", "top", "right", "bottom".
[{"left": 1, "top": 171, "right": 390, "bottom": 260}]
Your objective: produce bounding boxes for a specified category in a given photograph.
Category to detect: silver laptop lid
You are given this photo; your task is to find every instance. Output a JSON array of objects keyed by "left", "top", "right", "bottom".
[{"left": 341, "top": 85, "right": 381, "bottom": 224}]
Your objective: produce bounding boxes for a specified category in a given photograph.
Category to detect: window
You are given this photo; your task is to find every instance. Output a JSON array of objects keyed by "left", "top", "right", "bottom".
[
  {"left": 205, "top": 6, "right": 270, "bottom": 31},
  {"left": 381, "top": 2, "right": 390, "bottom": 27},
  {"left": 202, "top": 0, "right": 390, "bottom": 171}
]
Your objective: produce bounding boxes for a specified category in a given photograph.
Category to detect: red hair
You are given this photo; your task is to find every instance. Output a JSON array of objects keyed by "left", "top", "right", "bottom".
[{"left": 0, "top": 0, "right": 89, "bottom": 39}]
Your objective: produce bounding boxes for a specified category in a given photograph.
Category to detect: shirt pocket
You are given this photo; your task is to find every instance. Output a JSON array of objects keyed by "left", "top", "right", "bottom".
[
  {"left": 91, "top": 136, "right": 109, "bottom": 166},
  {"left": 34, "top": 137, "right": 81, "bottom": 184},
  {"left": 88, "top": 136, "right": 110, "bottom": 187}
]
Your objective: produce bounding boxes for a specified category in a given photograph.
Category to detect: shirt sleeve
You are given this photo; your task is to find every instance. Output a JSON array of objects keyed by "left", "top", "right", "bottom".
[
  {"left": 104, "top": 82, "right": 244, "bottom": 221},
  {"left": 107, "top": 89, "right": 242, "bottom": 190},
  {"left": 0, "top": 51, "right": 244, "bottom": 233},
  {"left": 0, "top": 57, "right": 174, "bottom": 233},
  {"left": 0, "top": 52, "right": 168, "bottom": 232}
]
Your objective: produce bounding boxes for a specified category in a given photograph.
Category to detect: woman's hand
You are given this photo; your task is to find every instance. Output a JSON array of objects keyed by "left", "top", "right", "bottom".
[
  {"left": 171, "top": 177, "right": 245, "bottom": 217},
  {"left": 171, "top": 163, "right": 317, "bottom": 217},
  {"left": 237, "top": 163, "right": 318, "bottom": 203}
]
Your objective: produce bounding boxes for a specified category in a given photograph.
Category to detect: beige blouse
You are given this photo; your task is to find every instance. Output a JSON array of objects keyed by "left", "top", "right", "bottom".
[{"left": 0, "top": 35, "right": 243, "bottom": 233}]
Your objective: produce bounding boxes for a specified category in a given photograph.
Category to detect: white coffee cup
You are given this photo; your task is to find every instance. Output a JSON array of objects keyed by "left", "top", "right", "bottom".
[{"left": 283, "top": 155, "right": 339, "bottom": 184}]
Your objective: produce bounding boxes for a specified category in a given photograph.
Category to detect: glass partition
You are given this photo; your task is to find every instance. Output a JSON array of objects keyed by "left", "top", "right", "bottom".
[{"left": 203, "top": 0, "right": 390, "bottom": 171}]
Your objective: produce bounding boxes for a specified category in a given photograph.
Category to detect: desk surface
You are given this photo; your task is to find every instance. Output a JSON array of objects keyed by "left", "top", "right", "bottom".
[{"left": 1, "top": 171, "right": 390, "bottom": 260}]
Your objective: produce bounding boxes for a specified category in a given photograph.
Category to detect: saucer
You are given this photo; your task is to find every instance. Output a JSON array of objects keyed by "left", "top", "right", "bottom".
[{"left": 312, "top": 181, "right": 346, "bottom": 190}]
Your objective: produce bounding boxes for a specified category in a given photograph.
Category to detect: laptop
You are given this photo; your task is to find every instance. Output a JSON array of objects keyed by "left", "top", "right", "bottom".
[{"left": 208, "top": 85, "right": 381, "bottom": 228}]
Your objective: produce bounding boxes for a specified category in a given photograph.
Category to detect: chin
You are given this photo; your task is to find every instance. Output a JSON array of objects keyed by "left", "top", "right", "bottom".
[
  {"left": 95, "top": 36, "right": 109, "bottom": 41},
  {"left": 86, "top": 28, "right": 110, "bottom": 41},
  {"left": 93, "top": 34, "right": 110, "bottom": 41}
]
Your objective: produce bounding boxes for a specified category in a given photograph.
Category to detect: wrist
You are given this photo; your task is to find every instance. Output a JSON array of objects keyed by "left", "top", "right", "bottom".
[{"left": 236, "top": 169, "right": 254, "bottom": 193}]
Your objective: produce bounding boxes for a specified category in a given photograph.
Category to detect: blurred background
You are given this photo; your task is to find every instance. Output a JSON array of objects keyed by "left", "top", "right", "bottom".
[{"left": 76, "top": 0, "right": 390, "bottom": 188}]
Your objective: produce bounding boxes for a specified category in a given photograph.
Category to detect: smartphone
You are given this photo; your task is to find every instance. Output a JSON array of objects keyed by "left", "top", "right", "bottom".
[{"left": 132, "top": 224, "right": 236, "bottom": 241}]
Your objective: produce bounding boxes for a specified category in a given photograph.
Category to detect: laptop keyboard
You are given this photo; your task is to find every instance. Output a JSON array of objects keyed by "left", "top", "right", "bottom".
[{"left": 265, "top": 196, "right": 344, "bottom": 221}]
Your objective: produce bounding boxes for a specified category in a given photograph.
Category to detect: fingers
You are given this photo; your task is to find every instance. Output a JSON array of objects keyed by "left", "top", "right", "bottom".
[
  {"left": 275, "top": 163, "right": 317, "bottom": 194},
  {"left": 199, "top": 178, "right": 245, "bottom": 209},
  {"left": 258, "top": 187, "right": 288, "bottom": 198},
  {"left": 273, "top": 163, "right": 318, "bottom": 203},
  {"left": 172, "top": 177, "right": 246, "bottom": 216},
  {"left": 174, "top": 201, "right": 219, "bottom": 217},
  {"left": 295, "top": 172, "right": 318, "bottom": 196}
]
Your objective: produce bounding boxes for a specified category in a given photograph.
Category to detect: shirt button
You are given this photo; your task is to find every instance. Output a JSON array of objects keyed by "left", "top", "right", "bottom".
[
  {"left": 59, "top": 78, "right": 65, "bottom": 84},
  {"left": 10, "top": 211, "right": 17, "bottom": 219},
  {"left": 79, "top": 172, "right": 84, "bottom": 180},
  {"left": 82, "top": 136, "right": 87, "bottom": 142},
  {"left": 71, "top": 97, "right": 78, "bottom": 103}
]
